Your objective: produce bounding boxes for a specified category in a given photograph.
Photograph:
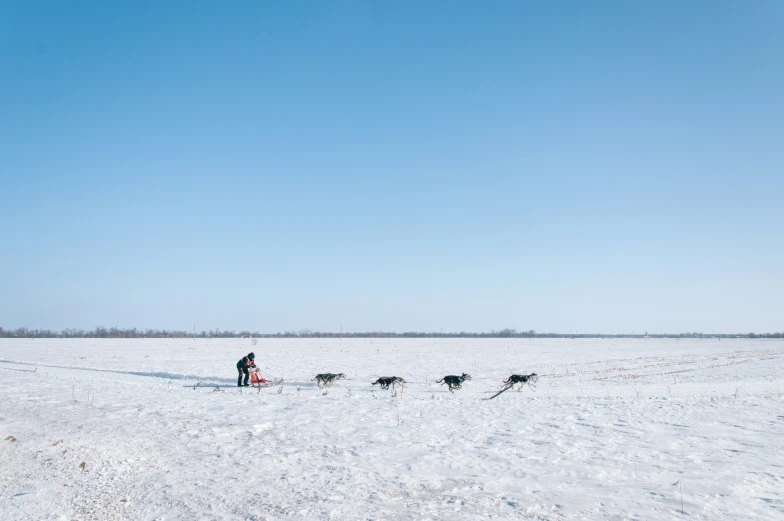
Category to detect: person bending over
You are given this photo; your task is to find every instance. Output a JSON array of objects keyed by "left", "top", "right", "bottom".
[{"left": 236, "top": 352, "right": 256, "bottom": 387}]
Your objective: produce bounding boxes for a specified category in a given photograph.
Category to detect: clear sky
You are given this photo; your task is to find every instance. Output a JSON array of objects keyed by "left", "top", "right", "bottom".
[{"left": 1, "top": 1, "right": 782, "bottom": 334}]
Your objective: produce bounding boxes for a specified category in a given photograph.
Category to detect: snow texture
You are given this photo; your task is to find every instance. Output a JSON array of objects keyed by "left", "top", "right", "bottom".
[{"left": 1, "top": 338, "right": 782, "bottom": 520}]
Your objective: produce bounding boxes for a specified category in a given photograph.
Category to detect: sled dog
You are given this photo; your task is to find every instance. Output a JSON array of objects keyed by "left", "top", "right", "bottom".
[
  {"left": 503, "top": 373, "right": 538, "bottom": 391},
  {"left": 371, "top": 376, "right": 406, "bottom": 390},
  {"left": 313, "top": 373, "right": 346, "bottom": 388},
  {"left": 436, "top": 373, "right": 472, "bottom": 393}
]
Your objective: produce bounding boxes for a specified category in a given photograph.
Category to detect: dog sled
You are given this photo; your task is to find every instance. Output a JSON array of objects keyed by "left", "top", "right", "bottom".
[{"left": 250, "top": 369, "right": 283, "bottom": 389}]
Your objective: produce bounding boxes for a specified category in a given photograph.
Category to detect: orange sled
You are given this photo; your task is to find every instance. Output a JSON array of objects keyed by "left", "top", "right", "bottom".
[
  {"left": 250, "top": 369, "right": 268, "bottom": 387},
  {"left": 249, "top": 369, "right": 283, "bottom": 389}
]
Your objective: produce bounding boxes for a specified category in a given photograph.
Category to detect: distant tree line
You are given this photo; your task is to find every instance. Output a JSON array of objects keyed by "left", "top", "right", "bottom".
[{"left": 0, "top": 326, "right": 781, "bottom": 339}]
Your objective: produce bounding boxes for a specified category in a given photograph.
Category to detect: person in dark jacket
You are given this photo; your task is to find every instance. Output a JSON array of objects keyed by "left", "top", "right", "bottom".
[{"left": 236, "top": 352, "right": 256, "bottom": 386}]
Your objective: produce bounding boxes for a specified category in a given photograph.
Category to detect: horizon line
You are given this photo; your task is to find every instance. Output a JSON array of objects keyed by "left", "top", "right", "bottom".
[{"left": 1, "top": 326, "right": 782, "bottom": 339}]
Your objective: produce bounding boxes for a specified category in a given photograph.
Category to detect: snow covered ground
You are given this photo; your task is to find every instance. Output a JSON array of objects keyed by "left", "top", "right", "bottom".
[{"left": 1, "top": 338, "right": 782, "bottom": 521}]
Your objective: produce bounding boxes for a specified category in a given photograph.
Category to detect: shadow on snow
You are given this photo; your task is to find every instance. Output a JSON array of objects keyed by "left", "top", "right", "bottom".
[{"left": 0, "top": 359, "right": 236, "bottom": 385}]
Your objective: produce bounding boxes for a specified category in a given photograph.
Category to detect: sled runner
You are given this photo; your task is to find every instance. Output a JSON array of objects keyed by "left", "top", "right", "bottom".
[
  {"left": 254, "top": 377, "right": 283, "bottom": 388},
  {"left": 251, "top": 369, "right": 283, "bottom": 388}
]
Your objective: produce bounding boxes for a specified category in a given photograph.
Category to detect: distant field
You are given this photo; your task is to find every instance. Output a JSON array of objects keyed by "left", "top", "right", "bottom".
[{"left": 1, "top": 338, "right": 782, "bottom": 520}]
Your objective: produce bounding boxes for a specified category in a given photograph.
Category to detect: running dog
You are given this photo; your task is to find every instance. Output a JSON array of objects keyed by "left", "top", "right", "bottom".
[
  {"left": 313, "top": 373, "right": 346, "bottom": 388},
  {"left": 371, "top": 376, "right": 406, "bottom": 390},
  {"left": 504, "top": 373, "right": 539, "bottom": 391},
  {"left": 436, "top": 373, "right": 472, "bottom": 393}
]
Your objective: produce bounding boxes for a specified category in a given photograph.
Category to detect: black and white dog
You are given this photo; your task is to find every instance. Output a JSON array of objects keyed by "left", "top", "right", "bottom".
[
  {"left": 436, "top": 373, "right": 472, "bottom": 393},
  {"left": 504, "top": 373, "right": 538, "bottom": 391},
  {"left": 313, "top": 373, "right": 346, "bottom": 388},
  {"left": 371, "top": 376, "right": 406, "bottom": 391}
]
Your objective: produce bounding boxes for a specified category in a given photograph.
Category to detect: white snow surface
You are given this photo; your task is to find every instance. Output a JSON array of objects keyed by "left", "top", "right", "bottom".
[{"left": 1, "top": 338, "right": 783, "bottom": 521}]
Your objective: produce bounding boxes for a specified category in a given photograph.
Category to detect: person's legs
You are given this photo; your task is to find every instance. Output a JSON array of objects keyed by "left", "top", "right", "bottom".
[
  {"left": 237, "top": 366, "right": 244, "bottom": 387},
  {"left": 242, "top": 367, "right": 250, "bottom": 386}
]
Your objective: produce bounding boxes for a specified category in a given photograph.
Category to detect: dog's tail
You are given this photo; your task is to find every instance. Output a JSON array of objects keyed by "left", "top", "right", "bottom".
[
  {"left": 435, "top": 378, "right": 444, "bottom": 384},
  {"left": 371, "top": 379, "right": 379, "bottom": 386},
  {"left": 503, "top": 376, "right": 512, "bottom": 384}
]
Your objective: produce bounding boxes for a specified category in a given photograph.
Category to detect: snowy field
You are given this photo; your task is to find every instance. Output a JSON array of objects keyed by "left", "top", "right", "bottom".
[{"left": 1, "top": 338, "right": 782, "bottom": 521}]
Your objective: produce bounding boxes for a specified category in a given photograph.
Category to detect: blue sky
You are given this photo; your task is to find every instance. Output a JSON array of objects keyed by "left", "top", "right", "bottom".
[{"left": 1, "top": 1, "right": 782, "bottom": 333}]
